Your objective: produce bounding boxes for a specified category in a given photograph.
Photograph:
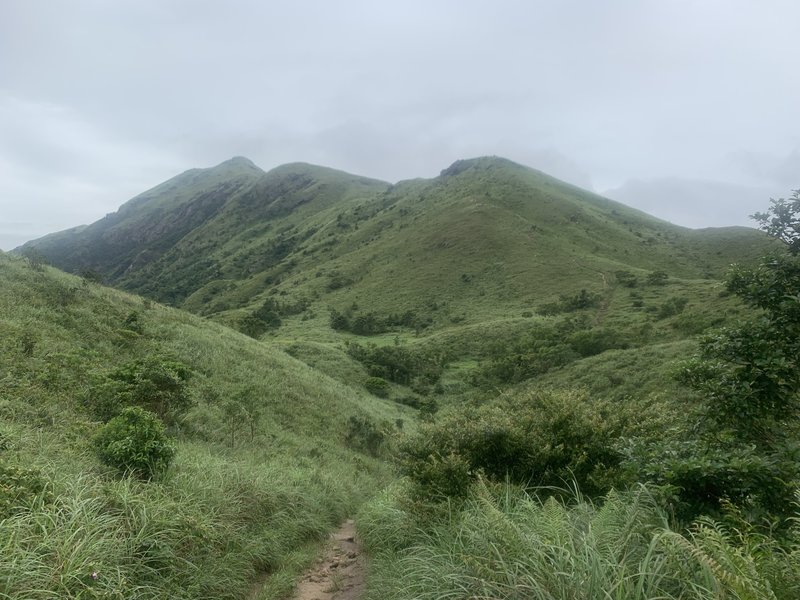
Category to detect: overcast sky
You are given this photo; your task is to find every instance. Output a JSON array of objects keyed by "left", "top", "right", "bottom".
[{"left": 2, "top": 0, "right": 799, "bottom": 250}]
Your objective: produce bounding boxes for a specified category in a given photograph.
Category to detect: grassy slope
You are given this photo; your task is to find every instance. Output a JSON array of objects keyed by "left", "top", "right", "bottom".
[{"left": 0, "top": 251, "right": 408, "bottom": 600}]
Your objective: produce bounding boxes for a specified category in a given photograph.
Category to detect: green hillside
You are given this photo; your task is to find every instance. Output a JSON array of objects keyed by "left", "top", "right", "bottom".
[
  {"left": 20, "top": 156, "right": 773, "bottom": 327},
  {"left": 0, "top": 251, "right": 407, "bottom": 599}
]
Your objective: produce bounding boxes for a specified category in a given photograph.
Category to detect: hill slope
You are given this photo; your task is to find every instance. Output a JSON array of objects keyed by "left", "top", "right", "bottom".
[{"left": 0, "top": 251, "right": 406, "bottom": 599}]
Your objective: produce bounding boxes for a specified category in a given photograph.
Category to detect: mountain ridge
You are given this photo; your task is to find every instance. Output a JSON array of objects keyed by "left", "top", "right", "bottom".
[{"left": 18, "top": 155, "right": 775, "bottom": 330}]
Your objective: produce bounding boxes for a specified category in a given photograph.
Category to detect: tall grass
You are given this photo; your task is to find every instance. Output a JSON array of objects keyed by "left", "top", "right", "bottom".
[
  {"left": 0, "top": 254, "right": 399, "bottom": 598},
  {"left": 359, "top": 480, "right": 800, "bottom": 600}
]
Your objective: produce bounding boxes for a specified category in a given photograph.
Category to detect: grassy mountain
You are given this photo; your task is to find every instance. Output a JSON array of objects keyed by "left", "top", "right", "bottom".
[
  {"left": 0, "top": 251, "right": 407, "bottom": 599},
  {"left": 21, "top": 156, "right": 772, "bottom": 324}
]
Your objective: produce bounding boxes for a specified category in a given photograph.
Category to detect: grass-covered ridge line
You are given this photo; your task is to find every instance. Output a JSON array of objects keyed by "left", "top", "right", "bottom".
[
  {"left": 0, "top": 252, "right": 406, "bottom": 599},
  {"left": 19, "top": 156, "right": 776, "bottom": 335}
]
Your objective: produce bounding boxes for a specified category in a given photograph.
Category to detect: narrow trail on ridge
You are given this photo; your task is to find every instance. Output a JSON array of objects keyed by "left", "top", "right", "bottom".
[{"left": 290, "top": 519, "right": 366, "bottom": 600}]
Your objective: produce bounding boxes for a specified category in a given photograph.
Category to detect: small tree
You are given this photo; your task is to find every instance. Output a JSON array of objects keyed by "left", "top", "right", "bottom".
[
  {"left": 672, "top": 194, "right": 800, "bottom": 521},
  {"left": 752, "top": 190, "right": 800, "bottom": 254},
  {"left": 90, "top": 355, "right": 193, "bottom": 424},
  {"left": 364, "top": 376, "right": 390, "bottom": 398},
  {"left": 93, "top": 407, "right": 175, "bottom": 479}
]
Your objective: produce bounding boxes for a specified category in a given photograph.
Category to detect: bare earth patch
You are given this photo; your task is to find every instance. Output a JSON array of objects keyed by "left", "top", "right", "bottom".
[{"left": 291, "top": 519, "right": 366, "bottom": 600}]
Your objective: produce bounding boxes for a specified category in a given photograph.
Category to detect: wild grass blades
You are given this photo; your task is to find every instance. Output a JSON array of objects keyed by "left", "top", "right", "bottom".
[
  {"left": 360, "top": 482, "right": 800, "bottom": 600},
  {"left": 0, "top": 253, "right": 398, "bottom": 599}
]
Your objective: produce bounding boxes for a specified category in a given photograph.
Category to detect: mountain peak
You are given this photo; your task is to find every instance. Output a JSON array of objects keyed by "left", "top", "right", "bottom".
[
  {"left": 439, "top": 156, "right": 523, "bottom": 178},
  {"left": 210, "top": 156, "right": 263, "bottom": 173},
  {"left": 222, "top": 156, "right": 257, "bottom": 167}
]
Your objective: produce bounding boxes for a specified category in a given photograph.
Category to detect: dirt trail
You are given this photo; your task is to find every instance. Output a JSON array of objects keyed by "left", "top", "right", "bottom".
[{"left": 291, "top": 519, "right": 366, "bottom": 600}]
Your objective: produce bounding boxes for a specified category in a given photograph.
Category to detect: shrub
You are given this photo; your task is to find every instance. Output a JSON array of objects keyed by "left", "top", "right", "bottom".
[
  {"left": 567, "top": 327, "right": 629, "bottom": 357},
  {"left": 399, "top": 390, "right": 624, "bottom": 499},
  {"left": 93, "top": 406, "right": 175, "bottom": 479},
  {"left": 89, "top": 355, "right": 193, "bottom": 424},
  {"left": 345, "top": 415, "right": 385, "bottom": 456},
  {"left": 0, "top": 463, "right": 52, "bottom": 517},
  {"left": 347, "top": 342, "right": 446, "bottom": 386},
  {"left": 364, "top": 376, "right": 390, "bottom": 398},
  {"left": 615, "top": 269, "right": 638, "bottom": 288},
  {"left": 470, "top": 320, "right": 586, "bottom": 386},
  {"left": 539, "top": 289, "right": 602, "bottom": 315},
  {"left": 646, "top": 270, "right": 669, "bottom": 285},
  {"left": 657, "top": 297, "right": 688, "bottom": 319}
]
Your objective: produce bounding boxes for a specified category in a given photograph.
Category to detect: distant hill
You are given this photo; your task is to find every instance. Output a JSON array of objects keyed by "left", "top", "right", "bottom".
[{"left": 19, "top": 156, "right": 774, "bottom": 332}]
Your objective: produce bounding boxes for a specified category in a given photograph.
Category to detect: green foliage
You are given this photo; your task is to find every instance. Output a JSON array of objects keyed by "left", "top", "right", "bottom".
[
  {"left": 632, "top": 438, "right": 800, "bottom": 524},
  {"left": 21, "top": 247, "right": 47, "bottom": 271},
  {"left": 0, "top": 252, "right": 401, "bottom": 600},
  {"left": 93, "top": 407, "right": 176, "bottom": 479},
  {"left": 567, "top": 327, "right": 630, "bottom": 357},
  {"left": 615, "top": 269, "right": 639, "bottom": 287},
  {"left": 347, "top": 341, "right": 446, "bottom": 387},
  {"left": 657, "top": 296, "right": 689, "bottom": 319},
  {"left": 360, "top": 481, "right": 800, "bottom": 600},
  {"left": 364, "top": 376, "right": 390, "bottom": 398},
  {"left": 647, "top": 270, "right": 669, "bottom": 285},
  {"left": 399, "top": 390, "right": 624, "bottom": 499},
  {"left": 471, "top": 320, "right": 577, "bottom": 386},
  {"left": 539, "top": 288, "right": 602, "bottom": 315},
  {"left": 89, "top": 354, "right": 193, "bottom": 424},
  {"left": 344, "top": 415, "right": 386, "bottom": 456},
  {"left": 330, "top": 306, "right": 426, "bottom": 335},
  {"left": 122, "top": 310, "right": 144, "bottom": 334},
  {"left": 752, "top": 189, "right": 800, "bottom": 254},
  {"left": 238, "top": 297, "right": 286, "bottom": 338},
  {"left": 19, "top": 331, "right": 36, "bottom": 357},
  {"left": 0, "top": 462, "right": 52, "bottom": 518},
  {"left": 470, "top": 318, "right": 629, "bottom": 386},
  {"left": 672, "top": 197, "right": 800, "bottom": 522}
]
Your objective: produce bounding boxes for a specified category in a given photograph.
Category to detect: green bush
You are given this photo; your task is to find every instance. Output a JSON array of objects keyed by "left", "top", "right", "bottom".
[
  {"left": 615, "top": 269, "right": 638, "bottom": 288},
  {"left": 364, "top": 376, "right": 390, "bottom": 398},
  {"left": 399, "top": 390, "right": 624, "bottom": 499},
  {"left": 539, "top": 289, "right": 602, "bottom": 315},
  {"left": 93, "top": 407, "right": 176, "bottom": 479},
  {"left": 657, "top": 296, "right": 688, "bottom": 319},
  {"left": 0, "top": 463, "right": 52, "bottom": 517},
  {"left": 89, "top": 354, "right": 193, "bottom": 424},
  {"left": 567, "top": 327, "right": 629, "bottom": 357},
  {"left": 633, "top": 438, "right": 800, "bottom": 525},
  {"left": 345, "top": 415, "right": 385, "bottom": 457},
  {"left": 646, "top": 270, "right": 669, "bottom": 285},
  {"left": 348, "top": 341, "right": 447, "bottom": 386}
]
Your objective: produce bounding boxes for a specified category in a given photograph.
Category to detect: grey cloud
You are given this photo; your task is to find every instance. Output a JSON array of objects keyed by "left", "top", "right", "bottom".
[
  {"left": 604, "top": 178, "right": 784, "bottom": 229},
  {"left": 1, "top": 0, "right": 800, "bottom": 249}
]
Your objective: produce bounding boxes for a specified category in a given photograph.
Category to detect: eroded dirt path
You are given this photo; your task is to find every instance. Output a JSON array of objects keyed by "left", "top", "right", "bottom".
[{"left": 291, "top": 519, "right": 366, "bottom": 600}]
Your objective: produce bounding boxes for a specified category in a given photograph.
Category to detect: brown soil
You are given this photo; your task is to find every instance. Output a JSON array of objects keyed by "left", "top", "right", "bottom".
[{"left": 290, "top": 519, "right": 366, "bottom": 600}]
